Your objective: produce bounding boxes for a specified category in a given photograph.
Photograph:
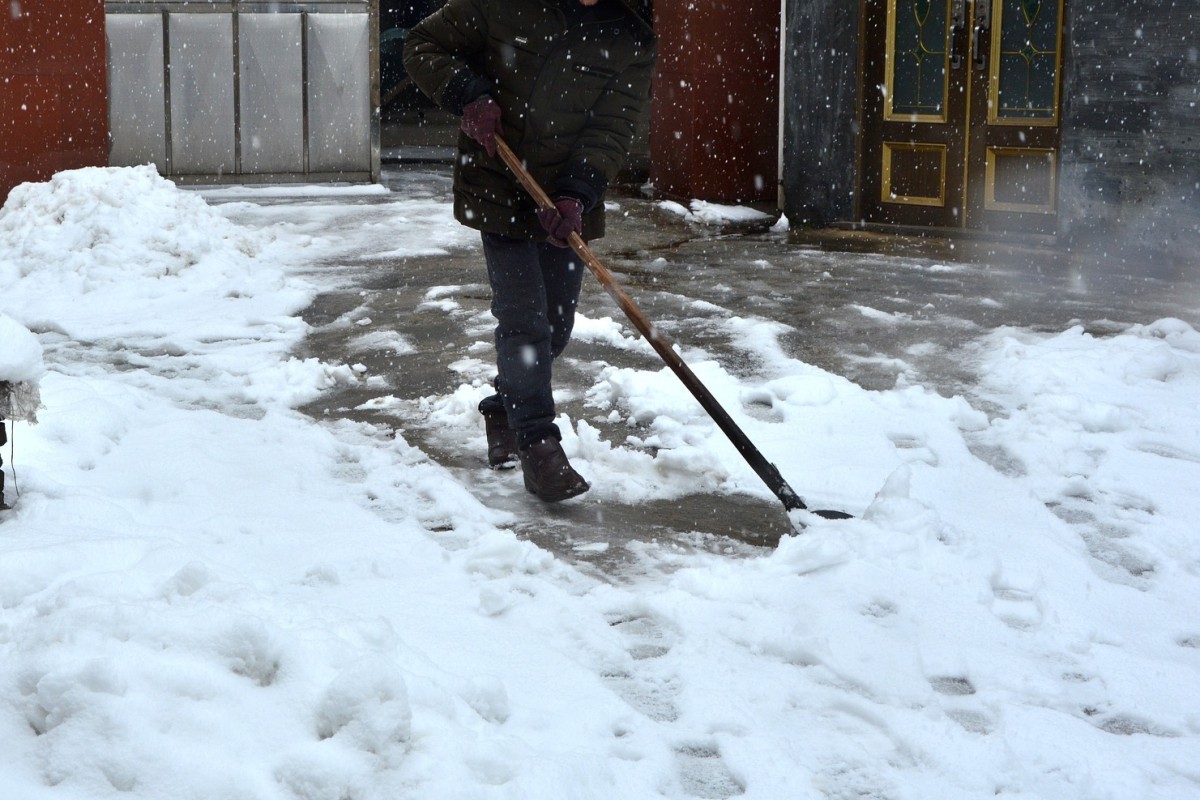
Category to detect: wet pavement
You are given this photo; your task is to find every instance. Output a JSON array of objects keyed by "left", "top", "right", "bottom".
[{"left": 269, "top": 162, "right": 1199, "bottom": 569}]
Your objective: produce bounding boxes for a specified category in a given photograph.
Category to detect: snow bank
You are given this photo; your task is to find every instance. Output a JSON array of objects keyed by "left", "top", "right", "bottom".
[
  {"left": 0, "top": 165, "right": 311, "bottom": 347},
  {"left": 0, "top": 313, "right": 44, "bottom": 384},
  {"left": 657, "top": 199, "right": 774, "bottom": 226}
]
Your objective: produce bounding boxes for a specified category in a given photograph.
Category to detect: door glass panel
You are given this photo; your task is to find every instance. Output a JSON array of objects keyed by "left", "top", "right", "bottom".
[
  {"left": 994, "top": 0, "right": 1062, "bottom": 120},
  {"left": 888, "top": 0, "right": 950, "bottom": 120}
]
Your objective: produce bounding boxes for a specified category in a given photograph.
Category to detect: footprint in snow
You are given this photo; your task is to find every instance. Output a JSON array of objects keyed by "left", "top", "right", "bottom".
[
  {"left": 860, "top": 598, "right": 898, "bottom": 620},
  {"left": 1047, "top": 490, "right": 1159, "bottom": 590},
  {"left": 930, "top": 676, "right": 996, "bottom": 734},
  {"left": 887, "top": 432, "right": 938, "bottom": 467},
  {"left": 929, "top": 676, "right": 976, "bottom": 696},
  {"left": 601, "top": 612, "right": 680, "bottom": 723},
  {"left": 989, "top": 584, "right": 1043, "bottom": 631},
  {"left": 812, "top": 761, "right": 898, "bottom": 800},
  {"left": 1079, "top": 529, "right": 1156, "bottom": 589},
  {"left": 1095, "top": 714, "right": 1178, "bottom": 737},
  {"left": 602, "top": 612, "right": 746, "bottom": 798},
  {"left": 1134, "top": 440, "right": 1200, "bottom": 464},
  {"left": 945, "top": 708, "right": 994, "bottom": 734},
  {"left": 674, "top": 742, "right": 746, "bottom": 799}
]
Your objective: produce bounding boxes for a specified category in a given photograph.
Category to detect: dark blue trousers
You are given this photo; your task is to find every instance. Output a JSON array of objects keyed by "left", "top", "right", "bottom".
[{"left": 478, "top": 232, "right": 586, "bottom": 449}]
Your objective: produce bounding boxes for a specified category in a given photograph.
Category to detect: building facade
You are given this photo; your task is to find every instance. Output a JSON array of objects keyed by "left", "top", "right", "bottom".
[
  {"left": 5, "top": 0, "right": 1195, "bottom": 263},
  {"left": 783, "top": 0, "right": 1199, "bottom": 257}
]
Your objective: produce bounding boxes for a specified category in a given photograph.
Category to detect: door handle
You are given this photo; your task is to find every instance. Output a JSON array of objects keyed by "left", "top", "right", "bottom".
[
  {"left": 972, "top": 0, "right": 992, "bottom": 69},
  {"left": 950, "top": 0, "right": 967, "bottom": 67}
]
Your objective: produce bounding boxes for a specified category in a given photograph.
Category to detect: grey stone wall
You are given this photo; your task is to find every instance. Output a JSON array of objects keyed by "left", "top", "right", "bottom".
[
  {"left": 1060, "top": 0, "right": 1200, "bottom": 262},
  {"left": 781, "top": 0, "right": 861, "bottom": 226}
]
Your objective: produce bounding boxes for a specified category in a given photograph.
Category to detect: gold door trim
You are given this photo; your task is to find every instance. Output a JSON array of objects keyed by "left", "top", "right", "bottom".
[
  {"left": 984, "top": 146, "right": 1057, "bottom": 213},
  {"left": 882, "top": 141, "right": 948, "bottom": 206},
  {"left": 862, "top": 0, "right": 1067, "bottom": 231},
  {"left": 885, "top": 0, "right": 953, "bottom": 123},
  {"left": 987, "top": 0, "right": 1065, "bottom": 127}
]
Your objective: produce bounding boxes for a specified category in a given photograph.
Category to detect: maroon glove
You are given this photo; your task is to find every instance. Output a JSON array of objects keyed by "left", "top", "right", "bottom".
[
  {"left": 537, "top": 197, "right": 584, "bottom": 248},
  {"left": 461, "top": 96, "right": 503, "bottom": 157}
]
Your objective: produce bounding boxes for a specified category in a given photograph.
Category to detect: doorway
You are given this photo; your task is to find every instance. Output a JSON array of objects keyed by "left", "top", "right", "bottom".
[
  {"left": 379, "top": 0, "right": 458, "bottom": 160},
  {"left": 859, "top": 0, "right": 1066, "bottom": 234}
]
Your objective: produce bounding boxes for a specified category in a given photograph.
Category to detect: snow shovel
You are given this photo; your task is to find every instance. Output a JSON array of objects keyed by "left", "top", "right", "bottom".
[{"left": 495, "top": 136, "right": 851, "bottom": 524}]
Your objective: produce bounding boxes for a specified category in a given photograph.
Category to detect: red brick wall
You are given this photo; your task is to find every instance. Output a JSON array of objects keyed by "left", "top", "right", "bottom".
[
  {"left": 650, "top": 0, "right": 780, "bottom": 203},
  {"left": 1, "top": 0, "right": 108, "bottom": 204}
]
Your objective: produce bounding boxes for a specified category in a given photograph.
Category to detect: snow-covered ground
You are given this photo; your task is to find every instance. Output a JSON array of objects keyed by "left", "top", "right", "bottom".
[{"left": 1, "top": 165, "right": 1198, "bottom": 799}]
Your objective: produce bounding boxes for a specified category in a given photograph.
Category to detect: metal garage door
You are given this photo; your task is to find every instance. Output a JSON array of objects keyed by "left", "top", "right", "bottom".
[{"left": 106, "top": 1, "right": 379, "bottom": 184}]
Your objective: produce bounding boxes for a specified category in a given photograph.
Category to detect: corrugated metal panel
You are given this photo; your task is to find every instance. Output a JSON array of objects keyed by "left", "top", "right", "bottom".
[
  {"left": 106, "top": 15, "right": 167, "bottom": 170},
  {"left": 169, "top": 13, "right": 237, "bottom": 175},
  {"left": 239, "top": 14, "right": 306, "bottom": 173},
  {"left": 307, "top": 13, "right": 372, "bottom": 174},
  {"left": 104, "top": 1, "right": 379, "bottom": 185}
]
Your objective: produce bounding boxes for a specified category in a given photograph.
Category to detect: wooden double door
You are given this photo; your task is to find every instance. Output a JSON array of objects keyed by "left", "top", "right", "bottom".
[{"left": 861, "top": 0, "right": 1067, "bottom": 234}]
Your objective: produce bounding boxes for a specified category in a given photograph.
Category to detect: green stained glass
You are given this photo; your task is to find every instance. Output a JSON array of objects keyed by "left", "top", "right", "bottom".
[
  {"left": 891, "top": 0, "right": 949, "bottom": 117},
  {"left": 996, "top": 0, "right": 1061, "bottom": 119}
]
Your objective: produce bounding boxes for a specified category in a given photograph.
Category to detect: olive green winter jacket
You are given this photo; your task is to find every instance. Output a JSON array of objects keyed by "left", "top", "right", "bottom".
[{"left": 403, "top": 0, "right": 656, "bottom": 241}]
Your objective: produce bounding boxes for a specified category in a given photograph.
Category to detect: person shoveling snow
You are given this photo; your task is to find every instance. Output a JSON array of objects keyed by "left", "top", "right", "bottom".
[{"left": 403, "top": 0, "right": 656, "bottom": 502}]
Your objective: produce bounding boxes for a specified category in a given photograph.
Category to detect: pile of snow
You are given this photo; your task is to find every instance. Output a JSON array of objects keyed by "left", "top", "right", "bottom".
[
  {"left": 0, "top": 167, "right": 1198, "bottom": 800},
  {"left": 0, "top": 165, "right": 311, "bottom": 347},
  {"left": 657, "top": 199, "right": 774, "bottom": 226}
]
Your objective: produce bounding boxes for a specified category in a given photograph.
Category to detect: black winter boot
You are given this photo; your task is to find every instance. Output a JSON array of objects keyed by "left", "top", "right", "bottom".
[
  {"left": 482, "top": 409, "right": 519, "bottom": 469},
  {"left": 519, "top": 438, "right": 589, "bottom": 502}
]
